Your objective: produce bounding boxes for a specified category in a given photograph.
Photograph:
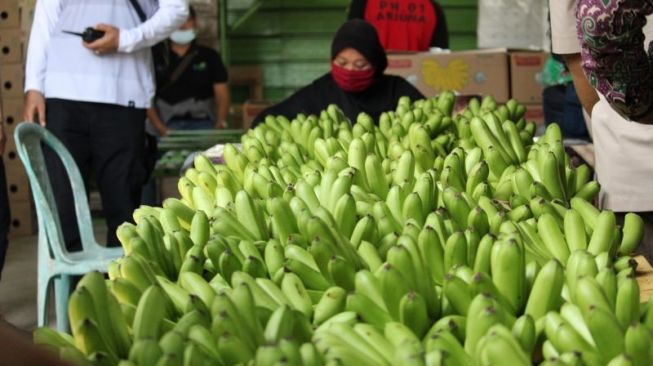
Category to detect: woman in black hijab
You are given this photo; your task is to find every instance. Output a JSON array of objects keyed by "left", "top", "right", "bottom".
[{"left": 252, "top": 19, "right": 424, "bottom": 127}]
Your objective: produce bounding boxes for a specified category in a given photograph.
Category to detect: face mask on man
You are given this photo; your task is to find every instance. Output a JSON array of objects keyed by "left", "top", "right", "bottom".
[
  {"left": 331, "top": 63, "right": 375, "bottom": 93},
  {"left": 170, "top": 29, "right": 196, "bottom": 45}
]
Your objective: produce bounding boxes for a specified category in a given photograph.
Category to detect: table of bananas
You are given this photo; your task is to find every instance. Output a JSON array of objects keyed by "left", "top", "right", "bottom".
[{"left": 34, "top": 93, "right": 651, "bottom": 366}]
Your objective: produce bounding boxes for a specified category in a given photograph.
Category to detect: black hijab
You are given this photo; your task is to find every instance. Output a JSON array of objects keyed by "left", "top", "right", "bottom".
[{"left": 330, "top": 19, "right": 388, "bottom": 75}]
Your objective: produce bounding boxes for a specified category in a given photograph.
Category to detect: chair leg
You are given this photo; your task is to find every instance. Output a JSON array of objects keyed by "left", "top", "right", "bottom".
[
  {"left": 37, "top": 275, "right": 52, "bottom": 328},
  {"left": 54, "top": 275, "right": 71, "bottom": 333}
]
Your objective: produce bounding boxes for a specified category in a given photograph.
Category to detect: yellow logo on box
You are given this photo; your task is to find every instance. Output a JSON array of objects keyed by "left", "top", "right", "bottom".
[{"left": 421, "top": 58, "right": 469, "bottom": 92}]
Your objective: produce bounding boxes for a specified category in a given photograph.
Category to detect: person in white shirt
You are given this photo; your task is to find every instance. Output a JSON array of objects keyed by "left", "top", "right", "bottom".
[
  {"left": 22, "top": 0, "right": 188, "bottom": 250},
  {"left": 550, "top": 1, "right": 653, "bottom": 263}
]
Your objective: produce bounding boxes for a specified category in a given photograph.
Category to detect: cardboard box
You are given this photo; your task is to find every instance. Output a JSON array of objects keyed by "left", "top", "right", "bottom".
[
  {"left": 386, "top": 49, "right": 511, "bottom": 102},
  {"left": 2, "top": 147, "right": 23, "bottom": 168},
  {"left": 0, "top": 62, "right": 24, "bottom": 97},
  {"left": 510, "top": 52, "right": 548, "bottom": 104},
  {"left": 4, "top": 132, "right": 15, "bottom": 151},
  {"left": 5, "top": 160, "right": 30, "bottom": 202},
  {"left": 0, "top": 1, "right": 20, "bottom": 29},
  {"left": 8, "top": 200, "right": 36, "bottom": 238},
  {"left": 3, "top": 145, "right": 23, "bottom": 178},
  {"left": 242, "top": 100, "right": 274, "bottom": 130},
  {"left": 0, "top": 28, "right": 23, "bottom": 63},
  {"left": 524, "top": 103, "right": 544, "bottom": 126},
  {"left": 1, "top": 97, "right": 22, "bottom": 134}
]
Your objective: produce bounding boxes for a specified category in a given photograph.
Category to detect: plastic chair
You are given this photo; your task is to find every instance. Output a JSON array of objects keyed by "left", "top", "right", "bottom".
[{"left": 13, "top": 122, "right": 123, "bottom": 332}]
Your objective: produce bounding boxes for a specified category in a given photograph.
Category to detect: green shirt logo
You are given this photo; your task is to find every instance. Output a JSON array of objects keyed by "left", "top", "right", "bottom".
[{"left": 193, "top": 62, "right": 207, "bottom": 71}]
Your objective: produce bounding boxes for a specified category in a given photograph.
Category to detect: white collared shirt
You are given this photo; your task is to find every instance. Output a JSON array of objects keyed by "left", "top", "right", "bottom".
[{"left": 24, "top": 0, "right": 188, "bottom": 108}]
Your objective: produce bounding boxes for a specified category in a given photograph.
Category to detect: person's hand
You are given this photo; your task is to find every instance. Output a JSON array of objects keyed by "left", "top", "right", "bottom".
[
  {"left": 23, "top": 90, "right": 46, "bottom": 126},
  {"left": 84, "top": 24, "right": 120, "bottom": 55},
  {"left": 158, "top": 126, "right": 171, "bottom": 137},
  {"left": 214, "top": 121, "right": 227, "bottom": 129}
]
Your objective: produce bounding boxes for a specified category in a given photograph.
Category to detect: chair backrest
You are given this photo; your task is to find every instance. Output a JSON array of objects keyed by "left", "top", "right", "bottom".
[{"left": 13, "top": 122, "right": 98, "bottom": 256}]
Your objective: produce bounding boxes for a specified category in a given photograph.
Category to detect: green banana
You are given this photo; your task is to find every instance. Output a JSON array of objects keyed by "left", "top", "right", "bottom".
[
  {"left": 564, "top": 209, "right": 587, "bottom": 252},
  {"left": 587, "top": 210, "right": 617, "bottom": 256},
  {"left": 234, "top": 190, "right": 269, "bottom": 241},
  {"left": 264, "top": 305, "right": 296, "bottom": 343},
  {"left": 133, "top": 285, "right": 168, "bottom": 340},
  {"left": 619, "top": 213, "right": 644, "bottom": 255},
  {"left": 491, "top": 239, "right": 525, "bottom": 314},
  {"left": 537, "top": 213, "right": 570, "bottom": 263},
  {"left": 524, "top": 259, "right": 564, "bottom": 320},
  {"left": 444, "top": 231, "right": 468, "bottom": 274},
  {"left": 281, "top": 272, "right": 314, "bottom": 318},
  {"left": 586, "top": 305, "right": 625, "bottom": 362},
  {"left": 511, "top": 314, "right": 536, "bottom": 355},
  {"left": 615, "top": 274, "right": 640, "bottom": 330}
]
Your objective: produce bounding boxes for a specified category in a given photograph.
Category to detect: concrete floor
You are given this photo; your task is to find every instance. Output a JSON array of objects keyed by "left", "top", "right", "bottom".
[
  {"left": 0, "top": 232, "right": 40, "bottom": 331},
  {"left": 0, "top": 221, "right": 107, "bottom": 332}
]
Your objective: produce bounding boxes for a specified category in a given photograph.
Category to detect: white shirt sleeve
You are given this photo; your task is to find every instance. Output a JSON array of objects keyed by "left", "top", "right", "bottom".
[
  {"left": 24, "top": 0, "right": 62, "bottom": 93},
  {"left": 550, "top": 0, "right": 582, "bottom": 54},
  {"left": 118, "top": 0, "right": 189, "bottom": 53}
]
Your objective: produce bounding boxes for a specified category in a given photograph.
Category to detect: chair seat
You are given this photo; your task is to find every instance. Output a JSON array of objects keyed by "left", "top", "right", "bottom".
[{"left": 59, "top": 246, "right": 124, "bottom": 263}]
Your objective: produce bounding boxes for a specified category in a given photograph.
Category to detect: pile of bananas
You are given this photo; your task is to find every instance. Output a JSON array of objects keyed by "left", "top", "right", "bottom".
[{"left": 34, "top": 93, "right": 652, "bottom": 366}]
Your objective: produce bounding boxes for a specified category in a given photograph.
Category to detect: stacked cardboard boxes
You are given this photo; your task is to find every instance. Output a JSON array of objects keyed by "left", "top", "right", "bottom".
[
  {"left": 386, "top": 49, "right": 512, "bottom": 103},
  {"left": 1, "top": 0, "right": 36, "bottom": 237},
  {"left": 385, "top": 49, "right": 548, "bottom": 126}
]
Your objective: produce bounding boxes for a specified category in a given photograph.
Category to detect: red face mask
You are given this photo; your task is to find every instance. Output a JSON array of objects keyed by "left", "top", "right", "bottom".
[{"left": 331, "top": 63, "right": 375, "bottom": 92}]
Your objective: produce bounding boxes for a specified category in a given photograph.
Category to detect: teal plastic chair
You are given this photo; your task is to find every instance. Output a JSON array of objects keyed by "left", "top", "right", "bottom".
[{"left": 13, "top": 122, "right": 123, "bottom": 332}]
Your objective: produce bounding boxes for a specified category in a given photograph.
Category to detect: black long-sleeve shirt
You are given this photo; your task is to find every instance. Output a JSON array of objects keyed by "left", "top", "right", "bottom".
[{"left": 252, "top": 73, "right": 424, "bottom": 127}]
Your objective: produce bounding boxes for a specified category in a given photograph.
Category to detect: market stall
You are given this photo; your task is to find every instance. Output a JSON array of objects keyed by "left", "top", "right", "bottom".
[{"left": 5, "top": 1, "right": 653, "bottom": 366}]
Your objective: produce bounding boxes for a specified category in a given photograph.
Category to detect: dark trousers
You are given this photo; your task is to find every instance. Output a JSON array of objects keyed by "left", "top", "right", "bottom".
[
  {"left": 543, "top": 83, "right": 590, "bottom": 141},
  {"left": 0, "top": 160, "right": 10, "bottom": 277},
  {"left": 44, "top": 99, "right": 146, "bottom": 250}
]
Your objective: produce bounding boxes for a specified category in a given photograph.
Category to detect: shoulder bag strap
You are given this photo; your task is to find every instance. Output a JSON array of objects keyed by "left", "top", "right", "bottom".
[
  {"left": 127, "top": 0, "right": 148, "bottom": 22},
  {"left": 158, "top": 47, "right": 200, "bottom": 94}
]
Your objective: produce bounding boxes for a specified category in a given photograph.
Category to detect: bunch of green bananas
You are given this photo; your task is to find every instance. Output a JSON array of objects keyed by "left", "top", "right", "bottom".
[
  {"left": 36, "top": 267, "right": 324, "bottom": 366},
  {"left": 539, "top": 268, "right": 653, "bottom": 366},
  {"left": 33, "top": 95, "right": 652, "bottom": 366}
]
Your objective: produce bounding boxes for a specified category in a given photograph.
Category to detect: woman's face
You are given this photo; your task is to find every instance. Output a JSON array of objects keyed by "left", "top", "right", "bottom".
[{"left": 333, "top": 48, "right": 372, "bottom": 71}]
